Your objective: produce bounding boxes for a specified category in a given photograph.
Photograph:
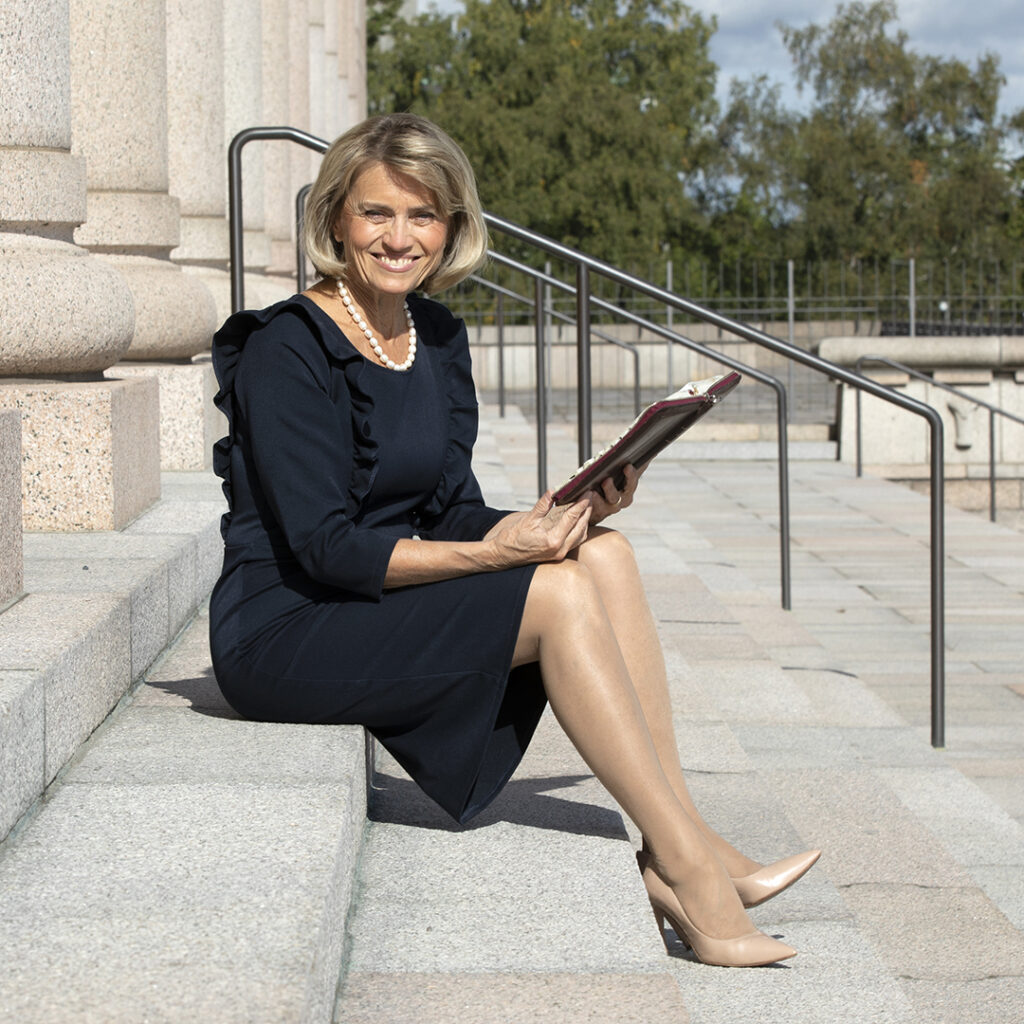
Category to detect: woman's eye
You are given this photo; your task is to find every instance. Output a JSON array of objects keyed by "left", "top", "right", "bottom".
[
  {"left": 363, "top": 210, "right": 388, "bottom": 223},
  {"left": 412, "top": 213, "right": 437, "bottom": 225}
]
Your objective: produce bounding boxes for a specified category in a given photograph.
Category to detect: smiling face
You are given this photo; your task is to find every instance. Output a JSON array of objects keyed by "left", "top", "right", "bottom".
[{"left": 332, "top": 162, "right": 449, "bottom": 301}]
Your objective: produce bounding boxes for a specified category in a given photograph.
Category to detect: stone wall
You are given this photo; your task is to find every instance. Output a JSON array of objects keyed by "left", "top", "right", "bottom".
[
  {"left": 0, "top": 0, "right": 365, "bottom": 529},
  {"left": 820, "top": 335, "right": 1024, "bottom": 508}
]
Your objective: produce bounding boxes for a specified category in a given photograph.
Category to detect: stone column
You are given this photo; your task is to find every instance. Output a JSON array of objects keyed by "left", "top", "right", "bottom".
[
  {"left": 167, "top": 0, "right": 231, "bottom": 321},
  {"left": 70, "top": 0, "right": 218, "bottom": 475},
  {"left": 262, "top": 0, "right": 298, "bottom": 288},
  {"left": 339, "top": 1, "right": 367, "bottom": 127},
  {"left": 0, "top": 0, "right": 158, "bottom": 531},
  {"left": 224, "top": 0, "right": 288, "bottom": 308},
  {"left": 160, "top": 0, "right": 232, "bottom": 470},
  {"left": 323, "top": 0, "right": 341, "bottom": 140},
  {"left": 308, "top": 1, "right": 327, "bottom": 140}
]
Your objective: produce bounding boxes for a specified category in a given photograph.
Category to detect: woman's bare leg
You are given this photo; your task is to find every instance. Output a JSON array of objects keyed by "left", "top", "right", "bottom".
[
  {"left": 512, "top": 559, "right": 755, "bottom": 938},
  {"left": 572, "top": 527, "right": 761, "bottom": 877}
]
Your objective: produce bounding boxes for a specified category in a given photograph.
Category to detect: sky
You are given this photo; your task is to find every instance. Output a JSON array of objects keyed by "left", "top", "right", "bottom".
[
  {"left": 685, "top": 0, "right": 1024, "bottom": 120},
  {"left": 426, "top": 0, "right": 1024, "bottom": 121}
]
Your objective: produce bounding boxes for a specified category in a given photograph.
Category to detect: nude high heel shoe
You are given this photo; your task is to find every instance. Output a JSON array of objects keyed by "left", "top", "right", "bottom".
[
  {"left": 732, "top": 849, "right": 821, "bottom": 908},
  {"left": 636, "top": 851, "right": 797, "bottom": 968}
]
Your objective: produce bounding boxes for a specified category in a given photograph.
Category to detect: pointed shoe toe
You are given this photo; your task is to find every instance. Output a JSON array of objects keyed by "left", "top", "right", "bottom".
[
  {"left": 732, "top": 849, "right": 821, "bottom": 908},
  {"left": 636, "top": 851, "right": 797, "bottom": 968}
]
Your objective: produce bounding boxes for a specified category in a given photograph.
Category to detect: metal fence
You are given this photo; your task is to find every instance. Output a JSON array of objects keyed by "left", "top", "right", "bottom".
[
  {"left": 452, "top": 255, "right": 1024, "bottom": 335},
  {"left": 453, "top": 255, "right": 1023, "bottom": 425}
]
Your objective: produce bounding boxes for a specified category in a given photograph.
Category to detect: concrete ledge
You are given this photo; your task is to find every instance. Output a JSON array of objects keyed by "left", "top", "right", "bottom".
[
  {"left": 0, "top": 470, "right": 224, "bottom": 842},
  {"left": 820, "top": 335, "right": 1024, "bottom": 368}
]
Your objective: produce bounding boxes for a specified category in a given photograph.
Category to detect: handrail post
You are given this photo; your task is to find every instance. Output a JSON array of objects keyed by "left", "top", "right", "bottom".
[
  {"left": 497, "top": 292, "right": 506, "bottom": 419},
  {"left": 856, "top": 381, "right": 864, "bottom": 477},
  {"left": 228, "top": 125, "right": 331, "bottom": 313},
  {"left": 295, "top": 183, "right": 312, "bottom": 292},
  {"left": 228, "top": 134, "right": 246, "bottom": 312},
  {"left": 535, "top": 276, "right": 547, "bottom": 494},
  {"left": 929, "top": 411, "right": 945, "bottom": 748},
  {"left": 776, "top": 387, "right": 793, "bottom": 610},
  {"left": 989, "top": 409, "right": 997, "bottom": 522},
  {"left": 576, "top": 264, "right": 592, "bottom": 464}
]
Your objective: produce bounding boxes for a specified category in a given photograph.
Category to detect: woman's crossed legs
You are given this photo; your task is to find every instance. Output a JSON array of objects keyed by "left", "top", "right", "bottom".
[{"left": 512, "top": 526, "right": 763, "bottom": 943}]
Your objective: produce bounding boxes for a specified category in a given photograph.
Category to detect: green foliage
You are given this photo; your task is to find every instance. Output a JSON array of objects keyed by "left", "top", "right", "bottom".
[
  {"left": 717, "top": 1, "right": 1021, "bottom": 265},
  {"left": 367, "top": 0, "right": 1024, "bottom": 274},
  {"left": 369, "top": 0, "right": 720, "bottom": 266}
]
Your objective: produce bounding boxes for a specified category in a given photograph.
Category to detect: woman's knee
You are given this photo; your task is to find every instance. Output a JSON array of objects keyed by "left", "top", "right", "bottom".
[
  {"left": 514, "top": 560, "right": 603, "bottom": 665},
  {"left": 528, "top": 558, "right": 601, "bottom": 615},
  {"left": 576, "top": 526, "right": 638, "bottom": 575}
]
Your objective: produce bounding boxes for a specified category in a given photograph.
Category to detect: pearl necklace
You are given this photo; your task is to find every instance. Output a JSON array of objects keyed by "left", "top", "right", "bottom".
[{"left": 337, "top": 279, "right": 417, "bottom": 371}]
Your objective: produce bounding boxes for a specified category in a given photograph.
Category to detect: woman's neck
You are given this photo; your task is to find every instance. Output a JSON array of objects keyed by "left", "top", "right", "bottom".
[{"left": 337, "top": 277, "right": 408, "bottom": 341}]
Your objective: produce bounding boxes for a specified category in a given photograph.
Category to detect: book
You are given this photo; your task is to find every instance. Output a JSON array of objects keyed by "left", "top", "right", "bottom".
[{"left": 552, "top": 370, "right": 742, "bottom": 504}]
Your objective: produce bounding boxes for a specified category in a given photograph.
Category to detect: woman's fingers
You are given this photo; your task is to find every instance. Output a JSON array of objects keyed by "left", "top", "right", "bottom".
[{"left": 495, "top": 493, "right": 591, "bottom": 565}]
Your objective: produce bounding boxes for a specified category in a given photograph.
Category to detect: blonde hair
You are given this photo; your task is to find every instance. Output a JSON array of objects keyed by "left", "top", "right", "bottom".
[{"left": 303, "top": 114, "right": 488, "bottom": 295}]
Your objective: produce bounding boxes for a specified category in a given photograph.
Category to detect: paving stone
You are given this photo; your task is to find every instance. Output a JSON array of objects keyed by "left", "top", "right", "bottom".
[
  {"left": 337, "top": 972, "right": 690, "bottom": 1024},
  {"left": 667, "top": 920, "right": 917, "bottom": 1024},
  {"left": 24, "top": 556, "right": 170, "bottom": 679},
  {"left": 759, "top": 766, "right": 974, "bottom": 889},
  {"left": 880, "top": 766, "right": 1024, "bottom": 867},
  {"left": 0, "top": 591, "right": 130, "bottom": 784},
  {"left": 842, "top": 883, "right": 1024, "bottom": 982},
  {"left": 900, "top": 976, "right": 1024, "bottom": 1024}
]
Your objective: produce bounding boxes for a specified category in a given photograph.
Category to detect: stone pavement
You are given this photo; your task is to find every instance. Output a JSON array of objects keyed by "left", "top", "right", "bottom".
[
  {"left": 1, "top": 403, "right": 1022, "bottom": 1023},
  {"left": 336, "top": 404, "right": 1024, "bottom": 1024}
]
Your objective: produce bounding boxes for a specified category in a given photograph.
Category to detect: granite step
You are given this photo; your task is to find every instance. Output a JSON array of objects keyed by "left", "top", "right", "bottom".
[
  {"left": 0, "top": 605, "right": 370, "bottom": 1024},
  {"left": 0, "top": 471, "right": 225, "bottom": 843},
  {"left": 331, "top": 403, "right": 1024, "bottom": 1023}
]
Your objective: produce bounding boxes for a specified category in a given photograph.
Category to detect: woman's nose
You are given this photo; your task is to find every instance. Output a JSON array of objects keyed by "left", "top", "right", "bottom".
[{"left": 384, "top": 216, "right": 411, "bottom": 249}]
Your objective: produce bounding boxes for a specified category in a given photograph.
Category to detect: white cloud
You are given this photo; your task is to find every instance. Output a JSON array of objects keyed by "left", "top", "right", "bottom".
[
  {"left": 687, "top": 0, "right": 1024, "bottom": 117},
  {"left": 425, "top": 0, "right": 1024, "bottom": 117}
]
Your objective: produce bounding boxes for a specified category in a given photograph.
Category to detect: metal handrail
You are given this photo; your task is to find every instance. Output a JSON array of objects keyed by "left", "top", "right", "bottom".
[
  {"left": 295, "top": 183, "right": 313, "bottom": 292},
  {"left": 227, "top": 126, "right": 946, "bottom": 748},
  {"left": 228, "top": 126, "right": 329, "bottom": 311},
  {"left": 469, "top": 272, "right": 643, "bottom": 415},
  {"left": 481, "top": 250, "right": 794, "bottom": 611},
  {"left": 854, "top": 355, "right": 1024, "bottom": 523}
]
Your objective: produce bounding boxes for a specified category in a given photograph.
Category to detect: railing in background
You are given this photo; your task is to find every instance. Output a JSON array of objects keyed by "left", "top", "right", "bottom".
[
  {"left": 483, "top": 250, "right": 795, "bottom": 612},
  {"left": 854, "top": 355, "right": 1024, "bottom": 523},
  {"left": 228, "top": 127, "right": 947, "bottom": 749}
]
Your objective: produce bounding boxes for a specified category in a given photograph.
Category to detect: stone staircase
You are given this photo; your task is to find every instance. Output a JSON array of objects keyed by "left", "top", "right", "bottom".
[{"left": 1, "top": 407, "right": 1022, "bottom": 1023}]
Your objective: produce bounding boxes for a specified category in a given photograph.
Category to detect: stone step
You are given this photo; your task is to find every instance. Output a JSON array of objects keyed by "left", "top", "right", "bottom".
[
  {"left": 0, "top": 607, "right": 370, "bottom": 1024},
  {"left": 332, "top": 403, "right": 1024, "bottom": 1024},
  {"left": 0, "top": 472, "right": 225, "bottom": 843}
]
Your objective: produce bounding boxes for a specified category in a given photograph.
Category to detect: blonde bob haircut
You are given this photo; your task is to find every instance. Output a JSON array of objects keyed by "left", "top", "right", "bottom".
[{"left": 304, "top": 113, "right": 488, "bottom": 295}]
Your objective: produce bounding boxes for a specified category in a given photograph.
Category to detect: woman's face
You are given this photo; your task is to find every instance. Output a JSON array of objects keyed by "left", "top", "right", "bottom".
[{"left": 333, "top": 162, "right": 449, "bottom": 299}]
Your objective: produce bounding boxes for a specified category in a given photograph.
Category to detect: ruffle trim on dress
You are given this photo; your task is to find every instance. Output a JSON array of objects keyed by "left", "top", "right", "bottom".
[
  {"left": 407, "top": 295, "right": 481, "bottom": 524},
  {"left": 211, "top": 295, "right": 380, "bottom": 540}
]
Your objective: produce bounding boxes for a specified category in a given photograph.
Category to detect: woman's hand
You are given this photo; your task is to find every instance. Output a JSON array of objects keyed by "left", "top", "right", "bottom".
[
  {"left": 588, "top": 463, "right": 643, "bottom": 526},
  {"left": 489, "top": 492, "right": 592, "bottom": 568}
]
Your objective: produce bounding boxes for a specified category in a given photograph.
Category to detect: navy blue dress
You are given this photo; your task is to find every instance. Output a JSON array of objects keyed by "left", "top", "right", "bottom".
[{"left": 209, "top": 294, "right": 545, "bottom": 822}]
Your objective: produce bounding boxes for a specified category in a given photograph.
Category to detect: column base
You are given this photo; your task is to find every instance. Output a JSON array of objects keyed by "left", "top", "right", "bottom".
[
  {"left": 106, "top": 360, "right": 224, "bottom": 471},
  {"left": 0, "top": 377, "right": 160, "bottom": 531},
  {"left": 0, "top": 410, "right": 23, "bottom": 604}
]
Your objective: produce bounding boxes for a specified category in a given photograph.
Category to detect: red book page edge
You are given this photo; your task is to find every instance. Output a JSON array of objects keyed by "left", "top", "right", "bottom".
[{"left": 552, "top": 371, "right": 742, "bottom": 504}]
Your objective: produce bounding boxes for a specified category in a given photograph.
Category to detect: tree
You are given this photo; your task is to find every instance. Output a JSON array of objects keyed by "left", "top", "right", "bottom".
[
  {"left": 717, "top": 1, "right": 1020, "bottom": 264},
  {"left": 368, "top": 0, "right": 720, "bottom": 267}
]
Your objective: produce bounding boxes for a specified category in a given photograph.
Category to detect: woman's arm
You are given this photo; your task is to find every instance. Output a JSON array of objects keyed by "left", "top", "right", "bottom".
[{"left": 384, "top": 492, "right": 591, "bottom": 587}]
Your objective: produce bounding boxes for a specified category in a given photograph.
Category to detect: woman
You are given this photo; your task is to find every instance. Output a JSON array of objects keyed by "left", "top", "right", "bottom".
[{"left": 210, "top": 113, "right": 818, "bottom": 968}]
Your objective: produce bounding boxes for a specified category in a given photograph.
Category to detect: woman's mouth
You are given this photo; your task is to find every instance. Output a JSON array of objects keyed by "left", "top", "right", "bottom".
[{"left": 373, "top": 254, "right": 419, "bottom": 272}]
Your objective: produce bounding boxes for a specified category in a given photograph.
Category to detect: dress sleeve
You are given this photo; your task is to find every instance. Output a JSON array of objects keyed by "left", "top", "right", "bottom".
[
  {"left": 229, "top": 310, "right": 397, "bottom": 599},
  {"left": 413, "top": 298, "right": 511, "bottom": 543}
]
